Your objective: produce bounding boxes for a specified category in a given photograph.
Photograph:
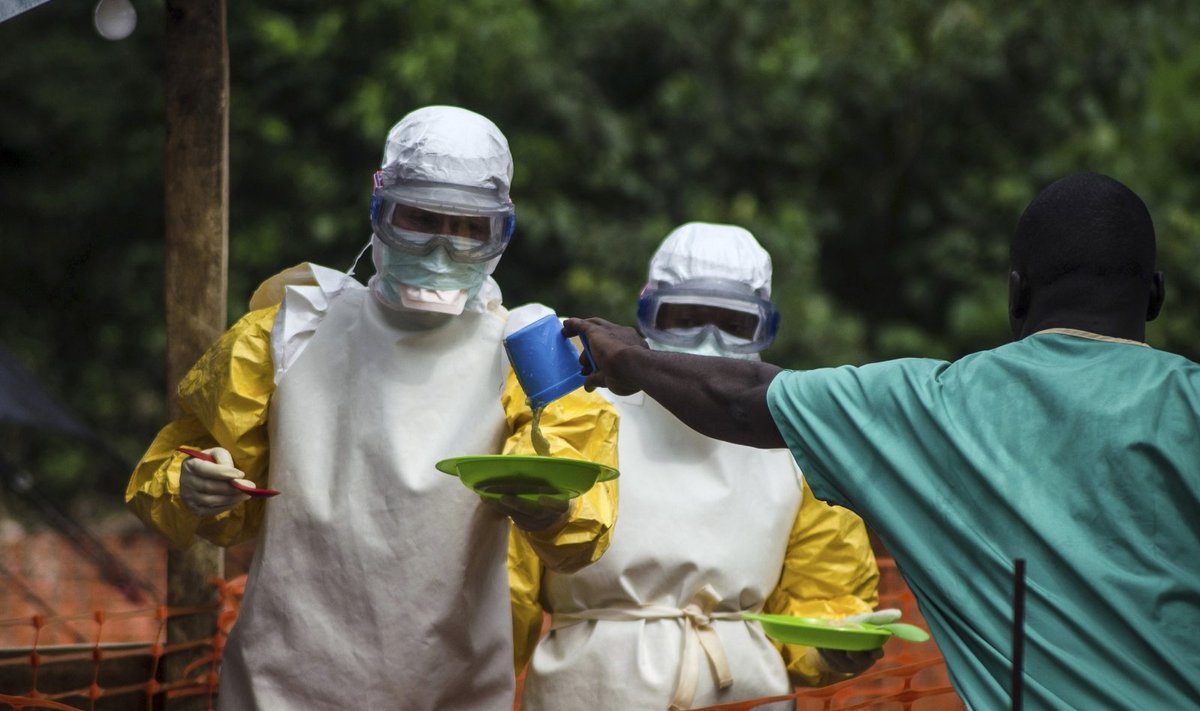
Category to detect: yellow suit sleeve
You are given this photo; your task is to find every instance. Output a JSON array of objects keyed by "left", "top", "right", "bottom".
[
  {"left": 508, "top": 527, "right": 545, "bottom": 678},
  {"left": 124, "top": 305, "right": 280, "bottom": 550},
  {"left": 763, "top": 475, "right": 881, "bottom": 687},
  {"left": 503, "top": 369, "right": 619, "bottom": 675}
]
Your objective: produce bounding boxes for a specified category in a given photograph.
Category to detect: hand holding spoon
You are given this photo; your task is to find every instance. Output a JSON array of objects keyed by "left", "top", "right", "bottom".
[{"left": 176, "top": 447, "right": 281, "bottom": 497}]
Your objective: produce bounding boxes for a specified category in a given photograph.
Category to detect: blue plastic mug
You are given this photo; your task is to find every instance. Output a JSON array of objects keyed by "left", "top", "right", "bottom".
[{"left": 504, "top": 314, "right": 595, "bottom": 410}]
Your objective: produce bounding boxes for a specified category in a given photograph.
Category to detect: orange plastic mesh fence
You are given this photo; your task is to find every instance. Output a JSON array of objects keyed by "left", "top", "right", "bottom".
[
  {"left": 0, "top": 576, "right": 244, "bottom": 711},
  {"left": 0, "top": 535, "right": 166, "bottom": 647},
  {"left": 2, "top": 534, "right": 962, "bottom": 710}
]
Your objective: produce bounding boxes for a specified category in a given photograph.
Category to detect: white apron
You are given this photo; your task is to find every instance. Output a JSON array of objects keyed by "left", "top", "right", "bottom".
[
  {"left": 521, "top": 391, "right": 804, "bottom": 711},
  {"left": 218, "top": 286, "right": 515, "bottom": 710}
]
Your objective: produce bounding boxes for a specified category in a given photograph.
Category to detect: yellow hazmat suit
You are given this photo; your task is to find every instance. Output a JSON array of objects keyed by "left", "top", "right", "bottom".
[
  {"left": 510, "top": 391, "right": 875, "bottom": 711},
  {"left": 127, "top": 263, "right": 617, "bottom": 710},
  {"left": 512, "top": 222, "right": 878, "bottom": 711}
]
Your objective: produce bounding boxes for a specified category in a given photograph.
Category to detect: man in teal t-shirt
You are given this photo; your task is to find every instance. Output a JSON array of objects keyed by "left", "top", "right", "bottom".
[
  {"left": 765, "top": 334, "right": 1199, "bottom": 709},
  {"left": 564, "top": 172, "right": 1200, "bottom": 710}
]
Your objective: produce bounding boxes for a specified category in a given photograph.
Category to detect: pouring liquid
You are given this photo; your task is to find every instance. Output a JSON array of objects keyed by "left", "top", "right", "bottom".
[{"left": 530, "top": 404, "right": 552, "bottom": 457}]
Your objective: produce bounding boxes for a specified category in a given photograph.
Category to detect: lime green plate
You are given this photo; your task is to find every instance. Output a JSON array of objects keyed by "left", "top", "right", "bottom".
[
  {"left": 436, "top": 455, "right": 619, "bottom": 502},
  {"left": 742, "top": 614, "right": 894, "bottom": 651}
]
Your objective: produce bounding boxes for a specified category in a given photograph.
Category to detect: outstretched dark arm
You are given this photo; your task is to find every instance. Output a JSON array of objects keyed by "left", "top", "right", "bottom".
[{"left": 564, "top": 317, "right": 787, "bottom": 449}]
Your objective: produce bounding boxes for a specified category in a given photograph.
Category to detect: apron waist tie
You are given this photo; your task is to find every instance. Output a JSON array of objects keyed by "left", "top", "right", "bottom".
[{"left": 551, "top": 584, "right": 747, "bottom": 710}]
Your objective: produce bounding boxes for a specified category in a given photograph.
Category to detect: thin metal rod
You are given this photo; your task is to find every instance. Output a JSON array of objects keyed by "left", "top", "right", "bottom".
[{"left": 1012, "top": 558, "right": 1026, "bottom": 711}]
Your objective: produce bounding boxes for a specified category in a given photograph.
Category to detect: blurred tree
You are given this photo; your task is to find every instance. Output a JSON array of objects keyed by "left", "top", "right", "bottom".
[{"left": 1, "top": 0, "right": 1198, "bottom": 500}]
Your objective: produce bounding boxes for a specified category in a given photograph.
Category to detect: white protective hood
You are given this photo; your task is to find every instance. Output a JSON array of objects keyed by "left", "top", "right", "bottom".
[
  {"left": 371, "top": 106, "right": 513, "bottom": 312},
  {"left": 382, "top": 105, "right": 513, "bottom": 205},
  {"left": 647, "top": 222, "right": 773, "bottom": 296}
]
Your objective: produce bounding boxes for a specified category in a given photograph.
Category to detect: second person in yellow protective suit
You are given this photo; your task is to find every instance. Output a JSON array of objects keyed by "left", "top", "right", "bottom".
[
  {"left": 126, "top": 106, "right": 617, "bottom": 711},
  {"left": 512, "top": 222, "right": 885, "bottom": 711}
]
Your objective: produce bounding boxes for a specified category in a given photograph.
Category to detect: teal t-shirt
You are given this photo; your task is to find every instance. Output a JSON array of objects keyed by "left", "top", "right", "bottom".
[{"left": 766, "top": 332, "right": 1200, "bottom": 710}]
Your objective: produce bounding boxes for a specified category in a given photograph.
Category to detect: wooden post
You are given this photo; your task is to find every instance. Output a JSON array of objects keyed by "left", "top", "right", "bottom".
[{"left": 163, "top": 0, "right": 228, "bottom": 708}]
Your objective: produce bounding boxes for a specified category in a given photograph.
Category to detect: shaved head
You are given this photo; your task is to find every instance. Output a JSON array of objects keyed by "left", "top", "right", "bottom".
[
  {"left": 1011, "top": 172, "right": 1155, "bottom": 286},
  {"left": 1008, "top": 173, "right": 1163, "bottom": 340}
]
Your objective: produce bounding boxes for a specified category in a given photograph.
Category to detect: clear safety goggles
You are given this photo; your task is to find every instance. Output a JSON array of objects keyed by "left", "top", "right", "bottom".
[
  {"left": 370, "top": 175, "right": 516, "bottom": 263},
  {"left": 637, "top": 278, "right": 780, "bottom": 354}
]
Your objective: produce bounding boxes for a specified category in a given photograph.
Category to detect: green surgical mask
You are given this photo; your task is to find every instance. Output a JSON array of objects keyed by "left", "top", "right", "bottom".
[
  {"left": 648, "top": 332, "right": 761, "bottom": 361},
  {"left": 369, "top": 240, "right": 490, "bottom": 312}
]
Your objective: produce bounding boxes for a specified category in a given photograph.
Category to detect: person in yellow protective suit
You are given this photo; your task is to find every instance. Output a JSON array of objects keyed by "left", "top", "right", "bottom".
[
  {"left": 126, "top": 106, "right": 618, "bottom": 711},
  {"left": 511, "top": 223, "right": 885, "bottom": 711}
]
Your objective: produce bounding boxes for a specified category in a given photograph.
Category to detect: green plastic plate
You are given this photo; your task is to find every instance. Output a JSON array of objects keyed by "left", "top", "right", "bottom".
[
  {"left": 742, "top": 614, "right": 893, "bottom": 651},
  {"left": 436, "top": 455, "right": 618, "bottom": 502}
]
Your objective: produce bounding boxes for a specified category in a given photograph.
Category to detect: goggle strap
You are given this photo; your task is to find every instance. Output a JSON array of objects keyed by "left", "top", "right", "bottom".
[
  {"left": 637, "top": 296, "right": 652, "bottom": 326},
  {"left": 391, "top": 178, "right": 509, "bottom": 200},
  {"left": 504, "top": 209, "right": 517, "bottom": 240}
]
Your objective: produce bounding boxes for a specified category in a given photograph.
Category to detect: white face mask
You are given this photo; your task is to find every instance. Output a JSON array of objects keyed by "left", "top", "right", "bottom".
[
  {"left": 393, "top": 285, "right": 469, "bottom": 314},
  {"left": 647, "top": 332, "right": 761, "bottom": 361}
]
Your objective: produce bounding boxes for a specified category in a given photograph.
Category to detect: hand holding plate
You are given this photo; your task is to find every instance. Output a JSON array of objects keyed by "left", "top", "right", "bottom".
[{"left": 483, "top": 494, "right": 573, "bottom": 532}]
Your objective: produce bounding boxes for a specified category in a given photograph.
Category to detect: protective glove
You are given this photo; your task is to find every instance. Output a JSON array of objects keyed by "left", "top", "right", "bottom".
[
  {"left": 483, "top": 494, "right": 573, "bottom": 533},
  {"left": 180, "top": 447, "right": 250, "bottom": 518},
  {"left": 812, "top": 608, "right": 902, "bottom": 675},
  {"left": 840, "top": 608, "right": 903, "bottom": 625}
]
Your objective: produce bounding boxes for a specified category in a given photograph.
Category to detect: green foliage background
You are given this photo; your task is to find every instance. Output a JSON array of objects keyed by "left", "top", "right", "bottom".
[{"left": 2, "top": 0, "right": 1199, "bottom": 499}]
